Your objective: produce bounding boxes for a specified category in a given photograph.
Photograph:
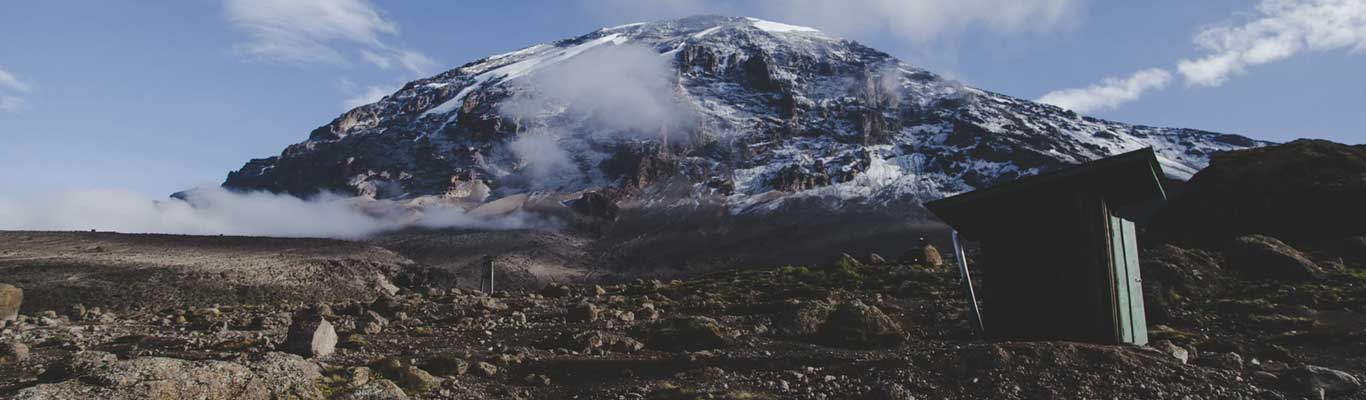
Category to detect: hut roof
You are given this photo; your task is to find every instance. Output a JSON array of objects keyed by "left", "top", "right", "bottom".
[{"left": 925, "top": 147, "right": 1167, "bottom": 239}]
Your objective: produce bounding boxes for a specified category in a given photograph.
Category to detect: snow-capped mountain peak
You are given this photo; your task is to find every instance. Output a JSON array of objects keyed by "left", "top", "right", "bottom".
[{"left": 223, "top": 15, "right": 1263, "bottom": 214}]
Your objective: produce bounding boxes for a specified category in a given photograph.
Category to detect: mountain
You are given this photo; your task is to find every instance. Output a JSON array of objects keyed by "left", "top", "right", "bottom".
[{"left": 223, "top": 15, "right": 1263, "bottom": 216}]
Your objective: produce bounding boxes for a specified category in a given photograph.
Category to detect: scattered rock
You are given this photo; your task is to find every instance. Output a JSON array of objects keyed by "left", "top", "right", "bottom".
[
  {"left": 921, "top": 244, "right": 945, "bottom": 268},
  {"left": 540, "top": 282, "right": 573, "bottom": 298},
  {"left": 568, "top": 301, "right": 600, "bottom": 322},
  {"left": 1281, "top": 365, "right": 1361, "bottom": 396},
  {"left": 1152, "top": 340, "right": 1190, "bottom": 364},
  {"left": 65, "top": 303, "right": 87, "bottom": 321},
  {"left": 422, "top": 355, "right": 470, "bottom": 376},
  {"left": 1224, "top": 235, "right": 1320, "bottom": 281},
  {"left": 473, "top": 361, "right": 498, "bottom": 377},
  {"left": 0, "top": 283, "right": 22, "bottom": 322},
  {"left": 248, "top": 313, "right": 291, "bottom": 331},
  {"left": 523, "top": 373, "right": 551, "bottom": 386},
  {"left": 1196, "top": 352, "right": 1244, "bottom": 371},
  {"left": 281, "top": 310, "right": 338, "bottom": 358},
  {"left": 396, "top": 366, "right": 442, "bottom": 394},
  {"left": 478, "top": 298, "right": 508, "bottom": 313},
  {"left": 772, "top": 300, "right": 835, "bottom": 338},
  {"left": 837, "top": 253, "right": 863, "bottom": 267},
  {"left": 558, "top": 330, "right": 645, "bottom": 353},
  {"left": 336, "top": 378, "right": 409, "bottom": 400},
  {"left": 339, "top": 333, "right": 368, "bottom": 350},
  {"left": 1, "top": 342, "right": 29, "bottom": 365}
]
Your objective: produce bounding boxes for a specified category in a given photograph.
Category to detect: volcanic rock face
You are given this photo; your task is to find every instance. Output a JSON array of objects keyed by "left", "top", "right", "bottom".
[{"left": 222, "top": 15, "right": 1262, "bottom": 214}]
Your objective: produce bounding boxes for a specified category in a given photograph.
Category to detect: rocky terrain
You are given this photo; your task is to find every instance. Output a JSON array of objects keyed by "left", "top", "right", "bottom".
[
  {"left": 5, "top": 140, "right": 1366, "bottom": 399},
  {"left": 0, "top": 231, "right": 449, "bottom": 313}
]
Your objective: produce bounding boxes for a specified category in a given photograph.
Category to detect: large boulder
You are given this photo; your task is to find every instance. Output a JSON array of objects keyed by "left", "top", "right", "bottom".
[
  {"left": 1223, "top": 235, "right": 1320, "bottom": 281},
  {"left": 1150, "top": 140, "right": 1366, "bottom": 247},
  {"left": 771, "top": 300, "right": 836, "bottom": 338},
  {"left": 815, "top": 301, "right": 906, "bottom": 349},
  {"left": 643, "top": 316, "right": 729, "bottom": 352},
  {"left": 281, "top": 309, "right": 338, "bottom": 358},
  {"left": 567, "top": 301, "right": 600, "bottom": 322},
  {"left": 0, "top": 283, "right": 21, "bottom": 322},
  {"left": 1280, "top": 365, "right": 1362, "bottom": 396}
]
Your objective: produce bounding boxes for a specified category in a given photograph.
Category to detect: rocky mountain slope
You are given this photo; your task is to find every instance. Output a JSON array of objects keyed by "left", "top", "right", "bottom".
[{"left": 222, "top": 15, "right": 1263, "bottom": 214}]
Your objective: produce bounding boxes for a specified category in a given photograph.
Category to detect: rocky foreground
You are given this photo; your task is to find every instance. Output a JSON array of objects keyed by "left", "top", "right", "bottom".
[{"left": 3, "top": 240, "right": 1366, "bottom": 399}]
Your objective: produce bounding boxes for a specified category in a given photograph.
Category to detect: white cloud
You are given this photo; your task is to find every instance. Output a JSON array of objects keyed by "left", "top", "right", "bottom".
[
  {"left": 397, "top": 49, "right": 439, "bottom": 76},
  {"left": 0, "top": 66, "right": 30, "bottom": 93},
  {"left": 341, "top": 84, "right": 397, "bottom": 110},
  {"left": 499, "top": 43, "right": 694, "bottom": 136},
  {"left": 0, "top": 66, "right": 30, "bottom": 113},
  {"left": 360, "top": 49, "right": 392, "bottom": 69},
  {"left": 1038, "top": 68, "right": 1173, "bottom": 113},
  {"left": 1178, "top": 0, "right": 1366, "bottom": 87},
  {"left": 224, "top": 0, "right": 436, "bottom": 75},
  {"left": 508, "top": 134, "right": 578, "bottom": 181}
]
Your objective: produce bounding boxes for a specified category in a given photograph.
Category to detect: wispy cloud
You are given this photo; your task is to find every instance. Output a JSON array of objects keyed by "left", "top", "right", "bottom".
[
  {"left": 0, "top": 66, "right": 30, "bottom": 93},
  {"left": 0, "top": 66, "right": 30, "bottom": 113},
  {"left": 1039, "top": 0, "right": 1366, "bottom": 113},
  {"left": 340, "top": 83, "right": 397, "bottom": 110},
  {"left": 1178, "top": 0, "right": 1366, "bottom": 87},
  {"left": 396, "top": 49, "right": 439, "bottom": 77},
  {"left": 1038, "top": 68, "right": 1173, "bottom": 113},
  {"left": 224, "top": 0, "right": 437, "bottom": 75}
]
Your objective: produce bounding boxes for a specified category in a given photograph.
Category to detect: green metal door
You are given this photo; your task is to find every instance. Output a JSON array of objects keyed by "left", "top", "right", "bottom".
[{"left": 1110, "top": 216, "right": 1148, "bottom": 345}]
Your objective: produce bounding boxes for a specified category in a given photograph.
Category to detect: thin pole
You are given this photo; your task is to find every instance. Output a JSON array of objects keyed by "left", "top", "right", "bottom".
[
  {"left": 488, "top": 256, "right": 495, "bottom": 294},
  {"left": 953, "top": 231, "right": 985, "bottom": 335}
]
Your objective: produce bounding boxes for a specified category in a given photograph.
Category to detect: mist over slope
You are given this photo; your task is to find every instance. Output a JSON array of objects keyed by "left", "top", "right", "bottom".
[{"left": 0, "top": 187, "right": 550, "bottom": 239}]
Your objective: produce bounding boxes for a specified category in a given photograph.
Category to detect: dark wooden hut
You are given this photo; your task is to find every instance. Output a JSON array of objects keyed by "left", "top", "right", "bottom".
[{"left": 924, "top": 148, "right": 1167, "bottom": 345}]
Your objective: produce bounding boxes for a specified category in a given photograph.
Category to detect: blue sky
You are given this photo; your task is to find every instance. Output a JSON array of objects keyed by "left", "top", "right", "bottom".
[{"left": 2, "top": 0, "right": 1364, "bottom": 197}]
